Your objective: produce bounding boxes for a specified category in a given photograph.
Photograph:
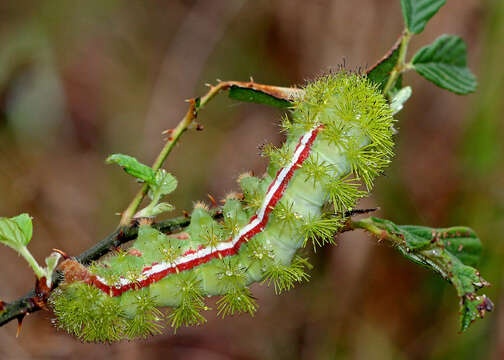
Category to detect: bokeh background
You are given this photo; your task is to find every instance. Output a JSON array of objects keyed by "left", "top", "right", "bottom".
[{"left": 0, "top": 0, "right": 503, "bottom": 359}]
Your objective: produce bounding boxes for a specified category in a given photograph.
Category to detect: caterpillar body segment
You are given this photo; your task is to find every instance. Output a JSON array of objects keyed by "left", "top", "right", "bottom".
[{"left": 50, "top": 72, "right": 395, "bottom": 342}]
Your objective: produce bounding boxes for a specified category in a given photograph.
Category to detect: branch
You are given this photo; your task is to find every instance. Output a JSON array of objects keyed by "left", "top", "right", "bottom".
[
  {"left": 1, "top": 212, "right": 365, "bottom": 328},
  {"left": 0, "top": 216, "right": 192, "bottom": 328}
]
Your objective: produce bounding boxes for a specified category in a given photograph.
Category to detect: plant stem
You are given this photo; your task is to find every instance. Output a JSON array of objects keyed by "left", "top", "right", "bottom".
[
  {"left": 383, "top": 29, "right": 413, "bottom": 96},
  {"left": 119, "top": 101, "right": 197, "bottom": 226},
  {"left": 119, "top": 80, "right": 301, "bottom": 226}
]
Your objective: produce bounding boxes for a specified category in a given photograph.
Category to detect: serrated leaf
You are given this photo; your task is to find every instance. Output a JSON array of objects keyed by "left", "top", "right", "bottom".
[
  {"left": 412, "top": 35, "right": 477, "bottom": 94},
  {"left": 400, "top": 0, "right": 446, "bottom": 34},
  {"left": 106, "top": 154, "right": 155, "bottom": 184},
  {"left": 228, "top": 86, "right": 292, "bottom": 108},
  {"left": 0, "top": 217, "right": 31, "bottom": 250},
  {"left": 361, "top": 217, "right": 491, "bottom": 331},
  {"left": 400, "top": 224, "right": 482, "bottom": 267},
  {"left": 390, "top": 86, "right": 412, "bottom": 115},
  {"left": 10, "top": 213, "right": 33, "bottom": 246},
  {"left": 367, "top": 41, "right": 400, "bottom": 91}
]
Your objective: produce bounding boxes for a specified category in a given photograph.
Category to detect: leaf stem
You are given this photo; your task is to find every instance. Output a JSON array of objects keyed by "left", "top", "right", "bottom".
[
  {"left": 383, "top": 29, "right": 413, "bottom": 96},
  {"left": 350, "top": 218, "right": 403, "bottom": 245},
  {"left": 17, "top": 246, "right": 45, "bottom": 279}
]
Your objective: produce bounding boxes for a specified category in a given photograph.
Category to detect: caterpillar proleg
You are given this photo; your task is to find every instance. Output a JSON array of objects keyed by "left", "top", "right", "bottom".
[{"left": 50, "top": 72, "right": 394, "bottom": 342}]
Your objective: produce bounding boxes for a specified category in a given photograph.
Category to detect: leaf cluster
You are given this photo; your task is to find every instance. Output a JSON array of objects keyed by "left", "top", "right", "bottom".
[
  {"left": 368, "top": 0, "right": 476, "bottom": 96},
  {"left": 106, "top": 154, "right": 178, "bottom": 218},
  {"left": 360, "top": 217, "right": 491, "bottom": 332}
]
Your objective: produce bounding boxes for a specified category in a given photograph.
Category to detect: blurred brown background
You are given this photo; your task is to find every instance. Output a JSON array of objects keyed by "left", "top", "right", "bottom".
[{"left": 0, "top": 0, "right": 503, "bottom": 359}]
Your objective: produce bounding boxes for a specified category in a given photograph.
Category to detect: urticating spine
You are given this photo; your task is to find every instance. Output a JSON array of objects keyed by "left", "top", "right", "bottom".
[{"left": 50, "top": 72, "right": 394, "bottom": 342}]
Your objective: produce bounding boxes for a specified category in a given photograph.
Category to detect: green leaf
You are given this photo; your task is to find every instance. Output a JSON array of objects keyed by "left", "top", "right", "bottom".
[
  {"left": 0, "top": 217, "right": 31, "bottom": 250},
  {"left": 367, "top": 41, "right": 400, "bottom": 91},
  {"left": 44, "top": 251, "right": 63, "bottom": 286},
  {"left": 10, "top": 213, "right": 33, "bottom": 246},
  {"left": 400, "top": 224, "right": 482, "bottom": 267},
  {"left": 228, "top": 86, "right": 292, "bottom": 108},
  {"left": 150, "top": 202, "right": 175, "bottom": 215},
  {"left": 147, "top": 169, "right": 178, "bottom": 201},
  {"left": 0, "top": 214, "right": 45, "bottom": 278},
  {"left": 412, "top": 35, "right": 477, "bottom": 94},
  {"left": 136, "top": 170, "right": 178, "bottom": 218},
  {"left": 360, "top": 217, "right": 491, "bottom": 332},
  {"left": 135, "top": 202, "right": 175, "bottom": 218},
  {"left": 400, "top": 0, "right": 446, "bottom": 34},
  {"left": 106, "top": 154, "right": 155, "bottom": 184},
  {"left": 153, "top": 170, "right": 177, "bottom": 197}
]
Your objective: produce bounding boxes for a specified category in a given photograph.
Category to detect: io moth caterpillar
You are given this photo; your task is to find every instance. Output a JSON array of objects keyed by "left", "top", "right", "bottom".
[{"left": 50, "top": 72, "right": 394, "bottom": 342}]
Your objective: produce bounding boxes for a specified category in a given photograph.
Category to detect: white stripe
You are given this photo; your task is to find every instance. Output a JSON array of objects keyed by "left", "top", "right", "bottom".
[{"left": 100, "top": 128, "right": 317, "bottom": 287}]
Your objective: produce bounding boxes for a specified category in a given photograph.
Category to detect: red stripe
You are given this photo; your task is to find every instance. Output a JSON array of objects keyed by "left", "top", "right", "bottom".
[{"left": 89, "top": 125, "right": 323, "bottom": 296}]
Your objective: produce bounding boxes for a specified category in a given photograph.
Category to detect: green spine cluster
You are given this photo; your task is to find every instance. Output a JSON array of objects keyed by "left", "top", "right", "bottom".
[{"left": 50, "top": 72, "right": 395, "bottom": 342}]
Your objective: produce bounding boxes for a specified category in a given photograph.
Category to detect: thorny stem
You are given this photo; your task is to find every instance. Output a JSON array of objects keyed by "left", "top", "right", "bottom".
[
  {"left": 119, "top": 80, "right": 302, "bottom": 226},
  {"left": 383, "top": 29, "right": 413, "bottom": 96},
  {"left": 0, "top": 216, "right": 195, "bottom": 327}
]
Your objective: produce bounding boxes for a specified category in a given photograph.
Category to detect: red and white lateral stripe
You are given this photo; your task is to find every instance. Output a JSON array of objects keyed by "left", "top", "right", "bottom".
[{"left": 91, "top": 125, "right": 323, "bottom": 296}]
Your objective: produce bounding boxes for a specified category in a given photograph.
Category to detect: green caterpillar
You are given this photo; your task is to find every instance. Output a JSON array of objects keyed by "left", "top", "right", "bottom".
[{"left": 50, "top": 72, "right": 394, "bottom": 342}]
